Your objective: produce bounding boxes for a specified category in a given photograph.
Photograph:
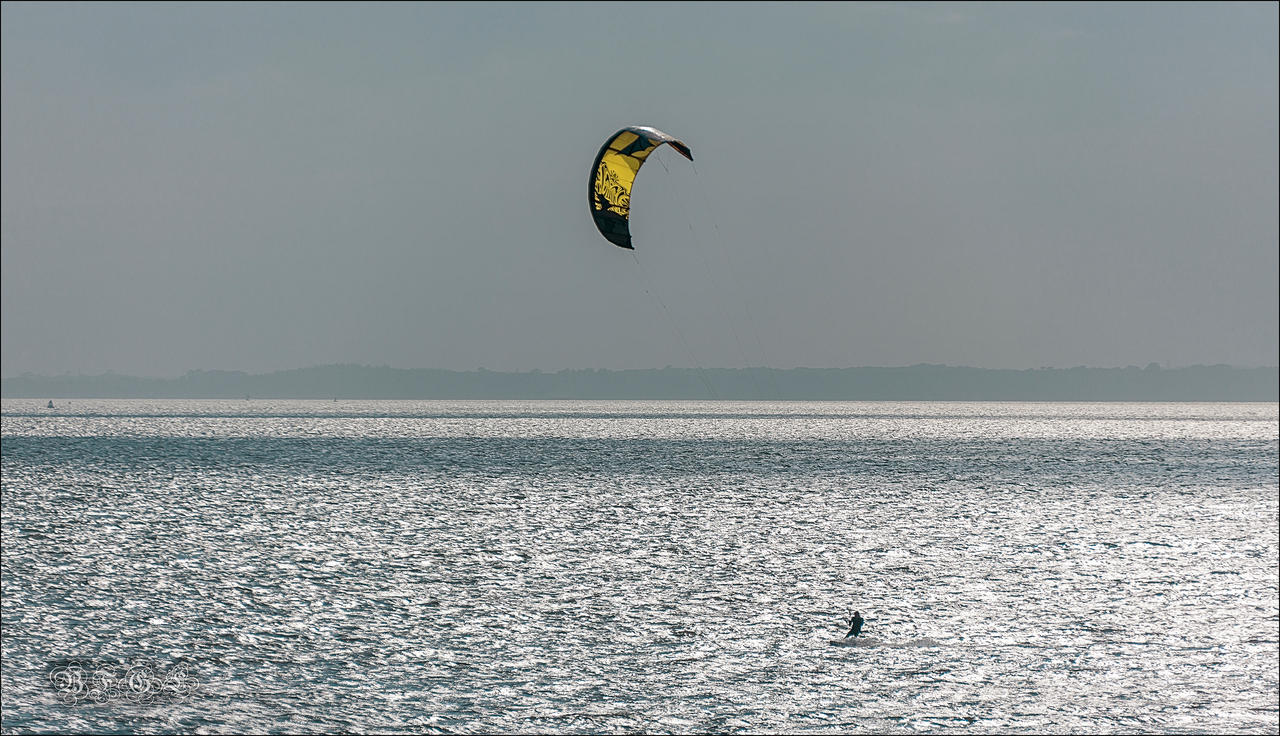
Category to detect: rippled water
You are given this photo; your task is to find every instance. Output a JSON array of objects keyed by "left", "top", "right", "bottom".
[{"left": 2, "top": 400, "right": 1277, "bottom": 734}]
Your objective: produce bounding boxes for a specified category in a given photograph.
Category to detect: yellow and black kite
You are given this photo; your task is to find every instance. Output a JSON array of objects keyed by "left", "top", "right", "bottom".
[{"left": 589, "top": 126, "right": 693, "bottom": 249}]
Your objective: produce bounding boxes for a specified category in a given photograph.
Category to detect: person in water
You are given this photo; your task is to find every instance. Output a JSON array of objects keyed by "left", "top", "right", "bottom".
[{"left": 845, "top": 611, "right": 865, "bottom": 638}]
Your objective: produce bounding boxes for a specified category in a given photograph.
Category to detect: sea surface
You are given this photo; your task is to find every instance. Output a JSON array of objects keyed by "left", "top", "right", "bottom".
[{"left": 2, "top": 400, "right": 1277, "bottom": 734}]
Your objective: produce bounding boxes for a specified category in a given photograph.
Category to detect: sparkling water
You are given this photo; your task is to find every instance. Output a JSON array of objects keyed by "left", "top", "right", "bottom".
[{"left": 2, "top": 400, "right": 1276, "bottom": 733}]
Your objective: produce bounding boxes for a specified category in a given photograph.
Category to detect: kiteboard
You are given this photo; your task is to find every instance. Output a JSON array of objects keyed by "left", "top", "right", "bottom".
[
  {"left": 829, "top": 637, "right": 879, "bottom": 648},
  {"left": 828, "top": 637, "right": 941, "bottom": 649}
]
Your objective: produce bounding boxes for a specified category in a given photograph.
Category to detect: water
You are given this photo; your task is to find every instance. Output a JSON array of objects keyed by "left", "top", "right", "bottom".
[{"left": 2, "top": 400, "right": 1277, "bottom": 734}]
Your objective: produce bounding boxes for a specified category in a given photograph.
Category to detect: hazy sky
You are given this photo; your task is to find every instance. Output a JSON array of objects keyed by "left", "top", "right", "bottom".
[{"left": 3, "top": 2, "right": 1277, "bottom": 377}]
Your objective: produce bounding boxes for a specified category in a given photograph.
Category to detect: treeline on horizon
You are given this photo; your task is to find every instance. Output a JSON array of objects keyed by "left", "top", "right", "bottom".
[{"left": 2, "top": 364, "right": 1276, "bottom": 401}]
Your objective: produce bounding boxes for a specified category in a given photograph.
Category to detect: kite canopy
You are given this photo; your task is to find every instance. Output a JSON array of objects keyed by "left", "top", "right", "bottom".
[{"left": 589, "top": 126, "right": 693, "bottom": 249}]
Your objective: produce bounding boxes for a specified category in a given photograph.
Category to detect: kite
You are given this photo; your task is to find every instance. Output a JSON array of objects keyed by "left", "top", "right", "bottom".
[{"left": 588, "top": 126, "right": 693, "bottom": 249}]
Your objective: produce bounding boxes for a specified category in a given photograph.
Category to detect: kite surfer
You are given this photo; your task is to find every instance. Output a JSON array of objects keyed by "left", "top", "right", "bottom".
[{"left": 844, "top": 611, "right": 865, "bottom": 638}]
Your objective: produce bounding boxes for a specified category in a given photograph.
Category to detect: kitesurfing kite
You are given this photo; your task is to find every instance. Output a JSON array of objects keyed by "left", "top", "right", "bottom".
[{"left": 589, "top": 126, "right": 693, "bottom": 249}]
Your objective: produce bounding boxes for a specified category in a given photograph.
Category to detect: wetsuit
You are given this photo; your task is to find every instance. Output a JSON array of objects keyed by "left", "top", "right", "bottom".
[{"left": 845, "top": 613, "right": 864, "bottom": 638}]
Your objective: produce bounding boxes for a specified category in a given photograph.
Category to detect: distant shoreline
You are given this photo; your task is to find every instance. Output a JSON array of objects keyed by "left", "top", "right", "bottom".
[{"left": 3, "top": 364, "right": 1276, "bottom": 401}]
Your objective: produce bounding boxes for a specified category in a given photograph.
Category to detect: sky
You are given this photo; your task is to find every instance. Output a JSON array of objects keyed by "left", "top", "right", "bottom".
[{"left": 2, "top": 2, "right": 1277, "bottom": 377}]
